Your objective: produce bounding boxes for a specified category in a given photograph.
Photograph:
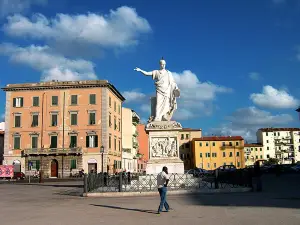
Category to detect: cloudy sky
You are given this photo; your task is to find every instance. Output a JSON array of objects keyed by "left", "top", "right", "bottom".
[{"left": 0, "top": 0, "right": 299, "bottom": 141}]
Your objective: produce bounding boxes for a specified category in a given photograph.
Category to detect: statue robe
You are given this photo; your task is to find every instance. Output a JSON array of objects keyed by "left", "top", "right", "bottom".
[{"left": 152, "top": 69, "right": 178, "bottom": 121}]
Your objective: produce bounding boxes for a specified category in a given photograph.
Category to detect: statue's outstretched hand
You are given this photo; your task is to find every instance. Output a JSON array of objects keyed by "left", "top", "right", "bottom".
[{"left": 134, "top": 67, "right": 142, "bottom": 72}]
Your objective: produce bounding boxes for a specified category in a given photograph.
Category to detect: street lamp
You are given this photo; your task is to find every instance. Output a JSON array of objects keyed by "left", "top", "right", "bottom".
[{"left": 100, "top": 145, "right": 104, "bottom": 173}]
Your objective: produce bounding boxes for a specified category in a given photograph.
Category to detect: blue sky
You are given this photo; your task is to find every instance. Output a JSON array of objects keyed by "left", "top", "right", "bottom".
[{"left": 0, "top": 0, "right": 299, "bottom": 141}]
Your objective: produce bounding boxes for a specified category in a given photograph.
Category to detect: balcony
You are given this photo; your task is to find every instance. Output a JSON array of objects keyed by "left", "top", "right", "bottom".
[
  {"left": 23, "top": 147, "right": 82, "bottom": 156},
  {"left": 122, "top": 148, "right": 131, "bottom": 153},
  {"left": 133, "top": 131, "right": 138, "bottom": 137},
  {"left": 133, "top": 142, "right": 139, "bottom": 149}
]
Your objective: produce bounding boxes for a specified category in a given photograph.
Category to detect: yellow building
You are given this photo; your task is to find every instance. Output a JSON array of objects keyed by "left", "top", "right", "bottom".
[
  {"left": 244, "top": 143, "right": 264, "bottom": 166},
  {"left": 192, "top": 136, "right": 245, "bottom": 170},
  {"left": 178, "top": 128, "right": 202, "bottom": 170}
]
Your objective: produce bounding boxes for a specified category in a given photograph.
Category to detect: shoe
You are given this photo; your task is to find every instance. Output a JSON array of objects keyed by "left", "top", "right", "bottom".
[
  {"left": 166, "top": 208, "right": 174, "bottom": 212},
  {"left": 157, "top": 211, "right": 161, "bottom": 215}
]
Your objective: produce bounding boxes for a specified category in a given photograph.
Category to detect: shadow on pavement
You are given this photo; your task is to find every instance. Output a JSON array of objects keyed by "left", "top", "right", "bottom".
[
  {"left": 90, "top": 204, "right": 158, "bottom": 214},
  {"left": 186, "top": 174, "right": 300, "bottom": 209}
]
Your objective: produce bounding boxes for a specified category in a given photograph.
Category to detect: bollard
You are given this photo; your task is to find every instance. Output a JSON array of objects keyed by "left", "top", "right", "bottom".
[
  {"left": 84, "top": 174, "right": 88, "bottom": 194},
  {"left": 215, "top": 169, "right": 219, "bottom": 189},
  {"left": 119, "top": 173, "right": 123, "bottom": 192}
]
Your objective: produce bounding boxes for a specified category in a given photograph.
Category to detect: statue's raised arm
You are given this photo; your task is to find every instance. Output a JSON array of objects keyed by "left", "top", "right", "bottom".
[
  {"left": 134, "top": 67, "right": 152, "bottom": 76},
  {"left": 134, "top": 58, "right": 180, "bottom": 122}
]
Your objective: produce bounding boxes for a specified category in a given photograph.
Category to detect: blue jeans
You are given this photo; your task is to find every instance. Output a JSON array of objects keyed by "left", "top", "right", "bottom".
[{"left": 158, "top": 187, "right": 169, "bottom": 212}]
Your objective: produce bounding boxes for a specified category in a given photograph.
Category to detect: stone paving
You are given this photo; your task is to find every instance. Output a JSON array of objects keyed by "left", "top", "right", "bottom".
[{"left": 0, "top": 174, "right": 300, "bottom": 225}]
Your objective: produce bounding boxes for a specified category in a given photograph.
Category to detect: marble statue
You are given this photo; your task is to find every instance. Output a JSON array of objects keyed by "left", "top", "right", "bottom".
[{"left": 134, "top": 58, "right": 180, "bottom": 122}]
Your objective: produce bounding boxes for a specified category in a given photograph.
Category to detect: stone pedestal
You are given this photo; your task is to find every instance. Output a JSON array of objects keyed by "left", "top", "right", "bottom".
[{"left": 145, "top": 121, "right": 184, "bottom": 174}]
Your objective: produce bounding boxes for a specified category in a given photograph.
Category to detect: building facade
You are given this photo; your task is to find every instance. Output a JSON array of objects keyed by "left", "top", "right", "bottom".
[
  {"left": 136, "top": 124, "right": 148, "bottom": 173},
  {"left": 178, "top": 128, "right": 202, "bottom": 170},
  {"left": 192, "top": 136, "right": 245, "bottom": 170},
  {"left": 244, "top": 143, "right": 264, "bottom": 166},
  {"left": 121, "top": 107, "right": 140, "bottom": 172},
  {"left": 2, "top": 80, "right": 125, "bottom": 177},
  {"left": 256, "top": 128, "right": 300, "bottom": 164},
  {"left": 0, "top": 131, "right": 4, "bottom": 165}
]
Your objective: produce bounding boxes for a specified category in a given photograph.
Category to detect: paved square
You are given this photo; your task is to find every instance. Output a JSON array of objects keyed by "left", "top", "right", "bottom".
[{"left": 0, "top": 175, "right": 300, "bottom": 225}]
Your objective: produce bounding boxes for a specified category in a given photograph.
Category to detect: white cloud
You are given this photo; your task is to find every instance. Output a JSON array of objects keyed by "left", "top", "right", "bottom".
[
  {"left": 3, "top": 6, "right": 151, "bottom": 48},
  {"left": 210, "top": 107, "right": 294, "bottom": 142},
  {"left": 122, "top": 90, "right": 147, "bottom": 103},
  {"left": 140, "top": 104, "right": 150, "bottom": 113},
  {"left": 0, "top": 43, "right": 97, "bottom": 81},
  {"left": 249, "top": 72, "right": 261, "bottom": 81},
  {"left": 250, "top": 85, "right": 299, "bottom": 109},
  {"left": 0, "top": 0, "right": 47, "bottom": 18}
]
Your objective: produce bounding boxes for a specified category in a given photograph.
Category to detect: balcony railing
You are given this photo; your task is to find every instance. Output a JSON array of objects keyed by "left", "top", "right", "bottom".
[
  {"left": 23, "top": 147, "right": 82, "bottom": 155},
  {"left": 133, "top": 142, "right": 139, "bottom": 148}
]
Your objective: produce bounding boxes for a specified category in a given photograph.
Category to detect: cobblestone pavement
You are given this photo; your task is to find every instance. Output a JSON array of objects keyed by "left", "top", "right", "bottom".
[{"left": 0, "top": 174, "right": 300, "bottom": 225}]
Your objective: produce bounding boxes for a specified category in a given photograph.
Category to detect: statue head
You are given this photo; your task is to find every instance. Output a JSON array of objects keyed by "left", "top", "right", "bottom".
[{"left": 159, "top": 57, "right": 166, "bottom": 70}]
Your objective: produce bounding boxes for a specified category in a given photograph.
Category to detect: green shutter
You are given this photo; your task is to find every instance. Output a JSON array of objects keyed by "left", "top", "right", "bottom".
[
  {"left": 13, "top": 98, "right": 16, "bottom": 107},
  {"left": 14, "top": 136, "right": 20, "bottom": 149},
  {"left": 86, "top": 136, "right": 89, "bottom": 147},
  {"left": 71, "top": 95, "right": 77, "bottom": 105},
  {"left": 36, "top": 160, "right": 40, "bottom": 170},
  {"left": 71, "top": 114, "right": 77, "bottom": 125},
  {"left": 94, "top": 135, "right": 98, "bottom": 147},
  {"left": 20, "top": 98, "right": 24, "bottom": 107},
  {"left": 90, "top": 94, "right": 96, "bottom": 104},
  {"left": 71, "top": 159, "right": 76, "bottom": 169}
]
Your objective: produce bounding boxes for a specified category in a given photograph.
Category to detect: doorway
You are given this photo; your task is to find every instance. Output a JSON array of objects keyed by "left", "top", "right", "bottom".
[
  {"left": 13, "top": 160, "right": 21, "bottom": 173},
  {"left": 50, "top": 159, "right": 58, "bottom": 177}
]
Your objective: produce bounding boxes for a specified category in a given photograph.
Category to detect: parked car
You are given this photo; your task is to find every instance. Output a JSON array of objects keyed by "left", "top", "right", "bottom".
[
  {"left": 185, "top": 168, "right": 210, "bottom": 177},
  {"left": 291, "top": 164, "right": 300, "bottom": 172},
  {"left": 217, "top": 165, "right": 236, "bottom": 172},
  {"left": 13, "top": 172, "right": 25, "bottom": 180}
]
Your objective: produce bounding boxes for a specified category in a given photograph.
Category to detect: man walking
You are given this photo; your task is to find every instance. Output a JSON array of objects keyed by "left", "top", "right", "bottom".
[{"left": 157, "top": 166, "right": 171, "bottom": 214}]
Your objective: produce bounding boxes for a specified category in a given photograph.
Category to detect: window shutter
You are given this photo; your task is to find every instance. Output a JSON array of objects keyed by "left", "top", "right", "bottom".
[
  {"left": 20, "top": 98, "right": 24, "bottom": 107},
  {"left": 13, "top": 98, "right": 16, "bottom": 107},
  {"left": 86, "top": 136, "right": 89, "bottom": 147},
  {"left": 95, "top": 135, "right": 98, "bottom": 147}
]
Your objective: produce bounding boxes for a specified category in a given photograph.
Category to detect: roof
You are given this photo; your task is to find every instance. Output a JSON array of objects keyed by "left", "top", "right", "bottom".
[
  {"left": 244, "top": 143, "right": 263, "bottom": 147},
  {"left": 258, "top": 128, "right": 300, "bottom": 132},
  {"left": 2, "top": 80, "right": 125, "bottom": 101},
  {"left": 192, "top": 136, "right": 244, "bottom": 141},
  {"left": 181, "top": 128, "right": 202, "bottom": 132}
]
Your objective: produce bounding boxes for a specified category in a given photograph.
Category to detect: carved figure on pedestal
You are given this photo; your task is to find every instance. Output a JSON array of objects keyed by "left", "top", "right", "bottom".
[{"left": 134, "top": 58, "right": 180, "bottom": 122}]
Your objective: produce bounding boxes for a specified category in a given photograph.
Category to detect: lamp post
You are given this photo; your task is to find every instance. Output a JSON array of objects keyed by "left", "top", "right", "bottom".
[{"left": 100, "top": 145, "right": 104, "bottom": 173}]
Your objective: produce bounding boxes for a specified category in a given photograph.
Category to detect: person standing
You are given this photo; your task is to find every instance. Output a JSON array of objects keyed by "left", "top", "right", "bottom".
[{"left": 157, "top": 166, "right": 171, "bottom": 214}]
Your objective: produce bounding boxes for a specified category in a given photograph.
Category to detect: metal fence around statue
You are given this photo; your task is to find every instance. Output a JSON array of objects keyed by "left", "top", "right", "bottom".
[{"left": 85, "top": 169, "right": 253, "bottom": 193}]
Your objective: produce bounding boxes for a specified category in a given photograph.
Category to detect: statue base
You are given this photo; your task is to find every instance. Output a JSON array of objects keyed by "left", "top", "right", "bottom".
[{"left": 145, "top": 121, "right": 184, "bottom": 175}]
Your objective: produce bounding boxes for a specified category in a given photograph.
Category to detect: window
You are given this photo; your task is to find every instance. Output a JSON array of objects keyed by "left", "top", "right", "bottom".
[
  {"left": 118, "top": 140, "right": 121, "bottom": 151},
  {"left": 223, "top": 152, "right": 226, "bottom": 157},
  {"left": 33, "top": 97, "right": 39, "bottom": 106},
  {"left": 28, "top": 160, "right": 40, "bottom": 170},
  {"left": 256, "top": 156, "right": 258, "bottom": 159},
  {"left": 13, "top": 136, "right": 21, "bottom": 149},
  {"left": 278, "top": 132, "right": 280, "bottom": 136},
  {"left": 274, "top": 132, "right": 276, "bottom": 136},
  {"left": 114, "top": 116, "right": 117, "bottom": 130},
  {"left": 181, "top": 134, "right": 184, "bottom": 140},
  {"left": 186, "top": 134, "right": 189, "bottom": 139},
  {"left": 206, "top": 142, "right": 209, "bottom": 146},
  {"left": 260, "top": 148, "right": 262, "bottom": 151},
  {"left": 31, "top": 136, "right": 38, "bottom": 149},
  {"left": 212, "top": 153, "right": 217, "bottom": 157},
  {"left": 89, "top": 94, "right": 96, "bottom": 104},
  {"left": 70, "top": 113, "right": 78, "bottom": 125},
  {"left": 255, "top": 148, "right": 257, "bottom": 151},
  {"left": 109, "top": 97, "right": 111, "bottom": 107},
  {"left": 51, "top": 114, "right": 58, "bottom": 126},
  {"left": 260, "top": 155, "right": 263, "bottom": 159},
  {"left": 52, "top": 96, "right": 58, "bottom": 106},
  {"left": 89, "top": 112, "right": 96, "bottom": 125},
  {"left": 214, "top": 163, "right": 216, "bottom": 168},
  {"left": 118, "top": 120, "right": 121, "bottom": 131},
  {"left": 70, "top": 136, "right": 77, "bottom": 148},
  {"left": 236, "top": 142, "right": 239, "bottom": 146},
  {"left": 180, "top": 154, "right": 184, "bottom": 159},
  {"left": 114, "top": 101, "right": 116, "bottom": 112},
  {"left": 109, "top": 114, "right": 112, "bottom": 127},
  {"left": 70, "top": 159, "right": 77, "bottom": 169},
  {"left": 109, "top": 135, "right": 112, "bottom": 149},
  {"left": 31, "top": 114, "right": 39, "bottom": 127},
  {"left": 237, "top": 162, "right": 240, "bottom": 167},
  {"left": 229, "top": 152, "right": 233, "bottom": 157},
  {"left": 118, "top": 105, "right": 121, "bottom": 114},
  {"left": 50, "top": 136, "right": 58, "bottom": 148},
  {"left": 86, "top": 135, "right": 98, "bottom": 148},
  {"left": 212, "top": 142, "right": 215, "bottom": 146},
  {"left": 229, "top": 142, "right": 232, "bottom": 146},
  {"left": 267, "top": 140, "right": 269, "bottom": 143},
  {"left": 236, "top": 152, "right": 240, "bottom": 157},
  {"left": 205, "top": 153, "right": 210, "bottom": 157},
  {"left": 187, "top": 154, "right": 190, "bottom": 159},
  {"left": 199, "top": 142, "right": 202, "bottom": 147},
  {"left": 14, "top": 114, "right": 21, "bottom": 127},
  {"left": 71, "top": 95, "right": 78, "bottom": 105},
  {"left": 230, "top": 162, "right": 233, "bottom": 165},
  {"left": 13, "top": 97, "right": 23, "bottom": 108},
  {"left": 200, "top": 153, "right": 202, "bottom": 158},
  {"left": 266, "top": 132, "right": 268, "bottom": 136},
  {"left": 267, "top": 154, "right": 270, "bottom": 158},
  {"left": 251, "top": 148, "right": 253, "bottom": 151},
  {"left": 222, "top": 142, "right": 225, "bottom": 146},
  {"left": 114, "top": 137, "right": 117, "bottom": 151},
  {"left": 207, "top": 163, "right": 210, "bottom": 168},
  {"left": 267, "top": 147, "right": 269, "bottom": 150}
]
